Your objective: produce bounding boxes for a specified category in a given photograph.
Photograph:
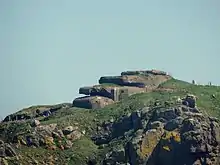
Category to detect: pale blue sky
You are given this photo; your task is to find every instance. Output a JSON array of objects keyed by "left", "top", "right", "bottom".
[{"left": 0, "top": 0, "right": 219, "bottom": 118}]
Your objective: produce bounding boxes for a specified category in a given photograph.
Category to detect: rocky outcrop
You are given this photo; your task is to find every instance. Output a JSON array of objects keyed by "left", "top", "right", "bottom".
[
  {"left": 1, "top": 68, "right": 220, "bottom": 165},
  {"left": 92, "top": 95, "right": 220, "bottom": 165},
  {"left": 3, "top": 113, "right": 32, "bottom": 122},
  {"left": 0, "top": 140, "right": 18, "bottom": 165},
  {"left": 12, "top": 122, "right": 83, "bottom": 151},
  {"left": 0, "top": 140, "right": 17, "bottom": 158},
  {"left": 182, "top": 94, "right": 197, "bottom": 108},
  {"left": 3, "top": 103, "right": 71, "bottom": 123}
]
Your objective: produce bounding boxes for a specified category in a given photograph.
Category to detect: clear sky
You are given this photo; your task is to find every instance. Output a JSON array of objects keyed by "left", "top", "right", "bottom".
[{"left": 0, "top": 0, "right": 219, "bottom": 118}]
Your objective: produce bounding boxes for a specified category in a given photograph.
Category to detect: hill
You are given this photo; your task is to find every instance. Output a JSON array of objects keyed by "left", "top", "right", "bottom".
[{"left": 0, "top": 70, "right": 220, "bottom": 165}]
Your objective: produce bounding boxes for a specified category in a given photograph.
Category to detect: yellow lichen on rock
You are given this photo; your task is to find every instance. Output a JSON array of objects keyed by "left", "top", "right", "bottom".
[
  {"left": 162, "top": 145, "right": 170, "bottom": 151},
  {"left": 139, "top": 129, "right": 163, "bottom": 158},
  {"left": 1, "top": 158, "right": 9, "bottom": 165},
  {"left": 173, "top": 132, "right": 181, "bottom": 142},
  {"left": 44, "top": 136, "right": 56, "bottom": 149},
  {"left": 160, "top": 131, "right": 181, "bottom": 152},
  {"left": 17, "top": 135, "right": 27, "bottom": 146},
  {"left": 161, "top": 131, "right": 181, "bottom": 143}
]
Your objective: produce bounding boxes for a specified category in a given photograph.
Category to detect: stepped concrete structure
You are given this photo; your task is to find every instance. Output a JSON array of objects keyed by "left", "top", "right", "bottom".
[{"left": 72, "top": 69, "right": 172, "bottom": 109}]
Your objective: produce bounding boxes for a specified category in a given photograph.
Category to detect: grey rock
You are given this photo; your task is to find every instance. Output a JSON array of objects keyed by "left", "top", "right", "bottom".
[
  {"left": 63, "top": 126, "right": 76, "bottom": 135},
  {"left": 64, "top": 140, "right": 73, "bottom": 149},
  {"left": 36, "top": 123, "right": 57, "bottom": 136},
  {"left": 31, "top": 119, "right": 40, "bottom": 127},
  {"left": 164, "top": 117, "right": 183, "bottom": 131},
  {"left": 0, "top": 141, "right": 17, "bottom": 158},
  {"left": 4, "top": 144, "right": 17, "bottom": 157},
  {"left": 149, "top": 121, "right": 164, "bottom": 130},
  {"left": 158, "top": 108, "right": 178, "bottom": 121},
  {"left": 182, "top": 94, "right": 197, "bottom": 108},
  {"left": 0, "top": 145, "right": 6, "bottom": 157},
  {"left": 131, "top": 111, "right": 142, "bottom": 130}
]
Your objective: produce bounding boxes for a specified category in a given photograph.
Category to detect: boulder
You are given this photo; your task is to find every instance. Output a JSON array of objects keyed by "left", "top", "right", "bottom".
[
  {"left": 31, "top": 119, "right": 40, "bottom": 127},
  {"left": 62, "top": 126, "right": 78, "bottom": 135},
  {"left": 64, "top": 140, "right": 73, "bottom": 149},
  {"left": 104, "top": 146, "right": 126, "bottom": 164},
  {"left": 4, "top": 144, "right": 17, "bottom": 157},
  {"left": 149, "top": 121, "right": 164, "bottom": 130},
  {"left": 36, "top": 123, "right": 57, "bottom": 136},
  {"left": 182, "top": 94, "right": 197, "bottom": 108},
  {"left": 164, "top": 117, "right": 184, "bottom": 131},
  {"left": 66, "top": 130, "right": 82, "bottom": 141},
  {"left": 57, "top": 129, "right": 65, "bottom": 138},
  {"left": 0, "top": 142, "right": 6, "bottom": 157}
]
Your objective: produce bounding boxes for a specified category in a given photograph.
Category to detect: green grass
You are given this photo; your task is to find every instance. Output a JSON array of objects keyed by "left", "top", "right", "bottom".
[
  {"left": 42, "top": 78, "right": 220, "bottom": 129},
  {"left": 2, "top": 78, "right": 220, "bottom": 165},
  {"left": 0, "top": 121, "right": 32, "bottom": 142},
  {"left": 66, "top": 137, "right": 99, "bottom": 164},
  {"left": 160, "top": 78, "right": 220, "bottom": 117},
  {"left": 12, "top": 137, "right": 98, "bottom": 165},
  {"left": 40, "top": 107, "right": 97, "bottom": 135}
]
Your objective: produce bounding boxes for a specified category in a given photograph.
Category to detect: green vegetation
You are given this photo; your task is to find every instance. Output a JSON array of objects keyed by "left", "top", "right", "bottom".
[
  {"left": 41, "top": 108, "right": 97, "bottom": 135},
  {"left": 1, "top": 78, "right": 220, "bottom": 165},
  {"left": 159, "top": 78, "right": 220, "bottom": 117},
  {"left": 95, "top": 78, "right": 220, "bottom": 121}
]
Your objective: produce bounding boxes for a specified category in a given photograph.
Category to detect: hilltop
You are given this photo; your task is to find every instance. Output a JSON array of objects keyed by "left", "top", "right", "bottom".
[{"left": 0, "top": 69, "right": 220, "bottom": 165}]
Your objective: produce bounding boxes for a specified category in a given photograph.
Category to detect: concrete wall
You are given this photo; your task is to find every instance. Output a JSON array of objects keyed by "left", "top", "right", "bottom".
[
  {"left": 73, "top": 69, "right": 172, "bottom": 109},
  {"left": 72, "top": 96, "right": 114, "bottom": 109},
  {"left": 121, "top": 70, "right": 168, "bottom": 76}
]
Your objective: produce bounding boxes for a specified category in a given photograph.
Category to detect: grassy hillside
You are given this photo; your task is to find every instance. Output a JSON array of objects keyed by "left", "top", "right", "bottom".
[{"left": 1, "top": 78, "right": 220, "bottom": 165}]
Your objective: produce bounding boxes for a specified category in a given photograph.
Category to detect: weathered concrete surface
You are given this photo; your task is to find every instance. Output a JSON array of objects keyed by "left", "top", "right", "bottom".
[
  {"left": 79, "top": 86, "right": 93, "bottom": 95},
  {"left": 79, "top": 86, "right": 146, "bottom": 100},
  {"left": 72, "top": 96, "right": 114, "bottom": 109},
  {"left": 74, "top": 69, "right": 172, "bottom": 109},
  {"left": 99, "top": 74, "right": 171, "bottom": 88},
  {"left": 73, "top": 69, "right": 172, "bottom": 109},
  {"left": 121, "top": 69, "right": 168, "bottom": 76}
]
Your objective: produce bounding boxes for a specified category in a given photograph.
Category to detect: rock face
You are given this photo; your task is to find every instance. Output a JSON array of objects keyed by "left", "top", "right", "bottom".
[
  {"left": 0, "top": 140, "right": 17, "bottom": 158},
  {"left": 92, "top": 95, "right": 220, "bottom": 165},
  {"left": 73, "top": 69, "right": 171, "bottom": 109},
  {"left": 3, "top": 122, "right": 83, "bottom": 153},
  {"left": 0, "top": 140, "right": 18, "bottom": 165},
  {"left": 3, "top": 103, "right": 72, "bottom": 123},
  {"left": 182, "top": 94, "right": 197, "bottom": 108}
]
